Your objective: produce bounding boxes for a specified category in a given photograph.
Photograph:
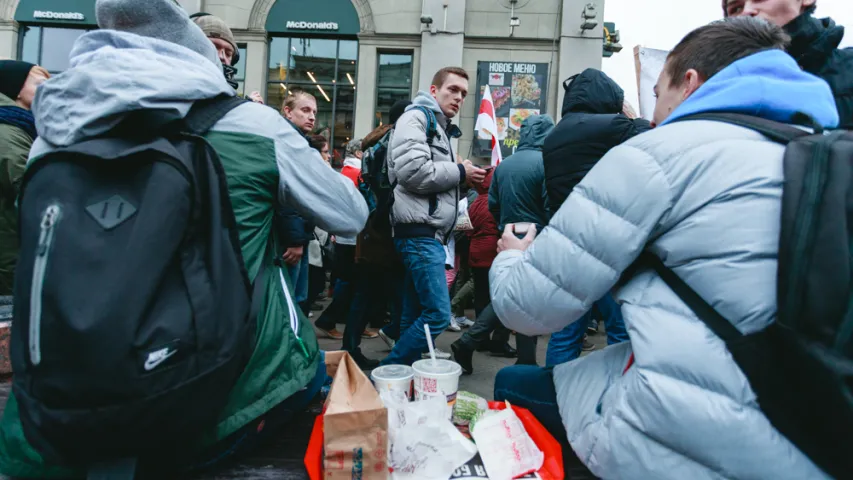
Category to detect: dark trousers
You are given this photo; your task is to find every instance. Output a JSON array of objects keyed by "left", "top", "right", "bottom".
[
  {"left": 342, "top": 264, "right": 384, "bottom": 355},
  {"left": 458, "top": 303, "right": 511, "bottom": 351},
  {"left": 472, "top": 267, "right": 491, "bottom": 317},
  {"left": 458, "top": 267, "right": 511, "bottom": 349},
  {"left": 315, "top": 245, "right": 356, "bottom": 330},
  {"left": 516, "top": 334, "right": 538, "bottom": 365},
  {"left": 307, "top": 265, "right": 326, "bottom": 308}
]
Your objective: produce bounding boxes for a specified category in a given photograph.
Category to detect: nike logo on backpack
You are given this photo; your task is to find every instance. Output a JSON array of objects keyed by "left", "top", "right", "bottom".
[{"left": 144, "top": 347, "right": 177, "bottom": 371}]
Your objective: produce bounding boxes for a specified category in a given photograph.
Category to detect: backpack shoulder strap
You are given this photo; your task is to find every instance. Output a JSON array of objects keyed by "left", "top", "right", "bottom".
[
  {"left": 184, "top": 95, "right": 248, "bottom": 136},
  {"left": 672, "top": 112, "right": 811, "bottom": 145},
  {"left": 638, "top": 253, "right": 744, "bottom": 343},
  {"left": 410, "top": 105, "right": 439, "bottom": 143}
]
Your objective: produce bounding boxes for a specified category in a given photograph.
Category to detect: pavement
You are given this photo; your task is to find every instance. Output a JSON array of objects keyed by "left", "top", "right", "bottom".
[{"left": 312, "top": 298, "right": 608, "bottom": 400}]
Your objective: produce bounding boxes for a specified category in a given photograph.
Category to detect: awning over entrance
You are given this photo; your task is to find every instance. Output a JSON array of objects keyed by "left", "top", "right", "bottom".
[
  {"left": 266, "top": 0, "right": 360, "bottom": 36},
  {"left": 14, "top": 0, "right": 96, "bottom": 26}
]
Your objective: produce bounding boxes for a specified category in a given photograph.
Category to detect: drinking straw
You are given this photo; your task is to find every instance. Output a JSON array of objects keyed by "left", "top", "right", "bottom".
[{"left": 424, "top": 324, "right": 437, "bottom": 366}]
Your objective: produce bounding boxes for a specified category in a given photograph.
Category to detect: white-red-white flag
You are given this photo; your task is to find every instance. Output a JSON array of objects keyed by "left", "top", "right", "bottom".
[{"left": 475, "top": 85, "right": 503, "bottom": 166}]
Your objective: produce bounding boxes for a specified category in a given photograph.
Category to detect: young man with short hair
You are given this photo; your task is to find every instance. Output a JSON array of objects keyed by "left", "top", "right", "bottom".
[
  {"left": 380, "top": 67, "right": 487, "bottom": 366},
  {"left": 489, "top": 17, "right": 837, "bottom": 478},
  {"left": 724, "top": 0, "right": 852, "bottom": 127},
  {"left": 278, "top": 88, "right": 321, "bottom": 316}
]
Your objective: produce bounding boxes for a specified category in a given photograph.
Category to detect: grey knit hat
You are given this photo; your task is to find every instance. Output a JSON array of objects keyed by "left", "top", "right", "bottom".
[
  {"left": 192, "top": 14, "right": 238, "bottom": 58},
  {"left": 95, "top": 0, "right": 220, "bottom": 67}
]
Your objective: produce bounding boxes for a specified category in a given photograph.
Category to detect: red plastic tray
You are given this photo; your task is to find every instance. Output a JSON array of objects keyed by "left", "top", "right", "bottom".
[{"left": 304, "top": 402, "right": 564, "bottom": 480}]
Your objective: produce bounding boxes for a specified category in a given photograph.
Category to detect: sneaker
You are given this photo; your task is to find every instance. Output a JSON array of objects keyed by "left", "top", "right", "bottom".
[
  {"left": 448, "top": 317, "right": 462, "bottom": 332},
  {"left": 362, "top": 328, "right": 379, "bottom": 339},
  {"left": 315, "top": 326, "right": 343, "bottom": 340},
  {"left": 378, "top": 329, "right": 396, "bottom": 350},
  {"left": 422, "top": 348, "right": 452, "bottom": 360},
  {"left": 456, "top": 316, "right": 475, "bottom": 328},
  {"left": 582, "top": 337, "right": 596, "bottom": 352},
  {"left": 587, "top": 319, "right": 599, "bottom": 335}
]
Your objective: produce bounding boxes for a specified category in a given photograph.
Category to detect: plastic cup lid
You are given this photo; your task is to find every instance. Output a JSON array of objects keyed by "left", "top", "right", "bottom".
[
  {"left": 372, "top": 364, "right": 414, "bottom": 380},
  {"left": 413, "top": 359, "right": 462, "bottom": 376}
]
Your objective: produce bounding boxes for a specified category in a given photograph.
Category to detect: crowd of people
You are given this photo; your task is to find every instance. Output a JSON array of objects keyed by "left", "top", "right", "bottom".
[{"left": 0, "top": 0, "right": 850, "bottom": 478}]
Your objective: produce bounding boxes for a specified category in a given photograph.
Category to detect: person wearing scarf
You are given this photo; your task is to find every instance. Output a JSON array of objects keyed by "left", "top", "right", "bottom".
[{"left": 0, "top": 60, "right": 49, "bottom": 295}]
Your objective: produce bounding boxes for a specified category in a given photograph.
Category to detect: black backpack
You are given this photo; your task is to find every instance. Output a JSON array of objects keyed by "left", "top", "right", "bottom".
[
  {"left": 11, "top": 95, "right": 263, "bottom": 476},
  {"left": 641, "top": 112, "right": 853, "bottom": 478},
  {"left": 360, "top": 105, "right": 438, "bottom": 235}
]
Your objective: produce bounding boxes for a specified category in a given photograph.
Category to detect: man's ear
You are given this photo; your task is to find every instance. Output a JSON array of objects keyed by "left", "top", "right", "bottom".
[
  {"left": 681, "top": 69, "right": 705, "bottom": 100},
  {"left": 802, "top": 0, "right": 817, "bottom": 10},
  {"left": 429, "top": 84, "right": 438, "bottom": 98}
]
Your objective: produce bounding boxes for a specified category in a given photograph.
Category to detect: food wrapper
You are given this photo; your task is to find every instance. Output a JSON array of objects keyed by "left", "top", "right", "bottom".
[
  {"left": 471, "top": 405, "right": 544, "bottom": 480},
  {"left": 384, "top": 395, "right": 477, "bottom": 480},
  {"left": 452, "top": 391, "right": 488, "bottom": 426}
]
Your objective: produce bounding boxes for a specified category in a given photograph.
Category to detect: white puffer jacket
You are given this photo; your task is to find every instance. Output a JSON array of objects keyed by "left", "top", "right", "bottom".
[{"left": 490, "top": 50, "right": 839, "bottom": 479}]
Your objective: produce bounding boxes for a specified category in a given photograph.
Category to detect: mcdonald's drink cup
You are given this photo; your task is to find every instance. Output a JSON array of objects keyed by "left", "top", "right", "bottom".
[
  {"left": 412, "top": 359, "right": 463, "bottom": 419},
  {"left": 371, "top": 364, "right": 414, "bottom": 399}
]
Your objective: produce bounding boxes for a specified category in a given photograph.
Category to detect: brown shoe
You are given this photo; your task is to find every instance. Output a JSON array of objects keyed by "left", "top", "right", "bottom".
[
  {"left": 316, "top": 326, "right": 343, "bottom": 340},
  {"left": 362, "top": 328, "right": 379, "bottom": 339}
]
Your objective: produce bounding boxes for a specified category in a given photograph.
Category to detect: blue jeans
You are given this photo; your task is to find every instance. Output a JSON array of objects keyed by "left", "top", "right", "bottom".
[
  {"left": 380, "top": 237, "right": 451, "bottom": 366},
  {"left": 380, "top": 268, "right": 404, "bottom": 340},
  {"left": 287, "top": 253, "right": 310, "bottom": 304},
  {"left": 546, "top": 293, "right": 629, "bottom": 366},
  {"left": 186, "top": 353, "right": 326, "bottom": 471}
]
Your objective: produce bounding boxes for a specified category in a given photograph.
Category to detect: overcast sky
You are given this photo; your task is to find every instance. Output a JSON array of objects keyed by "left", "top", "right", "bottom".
[{"left": 601, "top": 0, "right": 853, "bottom": 108}]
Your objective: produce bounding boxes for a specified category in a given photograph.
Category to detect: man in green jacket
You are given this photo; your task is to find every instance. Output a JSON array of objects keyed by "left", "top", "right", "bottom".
[
  {"left": 0, "top": 0, "right": 368, "bottom": 477},
  {"left": 0, "top": 61, "right": 49, "bottom": 295}
]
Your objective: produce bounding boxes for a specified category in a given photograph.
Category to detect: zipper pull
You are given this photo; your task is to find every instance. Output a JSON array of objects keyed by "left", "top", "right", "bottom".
[
  {"left": 297, "top": 338, "right": 309, "bottom": 359},
  {"left": 37, "top": 205, "right": 60, "bottom": 257}
]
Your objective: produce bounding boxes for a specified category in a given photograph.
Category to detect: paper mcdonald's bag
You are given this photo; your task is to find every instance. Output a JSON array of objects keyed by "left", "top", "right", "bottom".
[{"left": 323, "top": 351, "right": 389, "bottom": 479}]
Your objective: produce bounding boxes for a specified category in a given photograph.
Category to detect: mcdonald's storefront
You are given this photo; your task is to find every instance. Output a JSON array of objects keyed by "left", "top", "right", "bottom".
[{"left": 0, "top": 0, "right": 606, "bottom": 163}]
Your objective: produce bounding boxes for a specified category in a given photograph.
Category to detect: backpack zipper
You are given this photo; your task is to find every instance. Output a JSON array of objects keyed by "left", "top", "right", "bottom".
[
  {"left": 30, "top": 204, "right": 60, "bottom": 366},
  {"left": 278, "top": 268, "right": 309, "bottom": 359}
]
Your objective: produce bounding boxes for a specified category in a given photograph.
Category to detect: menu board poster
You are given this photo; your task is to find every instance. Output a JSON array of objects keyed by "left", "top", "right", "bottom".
[{"left": 471, "top": 61, "right": 549, "bottom": 159}]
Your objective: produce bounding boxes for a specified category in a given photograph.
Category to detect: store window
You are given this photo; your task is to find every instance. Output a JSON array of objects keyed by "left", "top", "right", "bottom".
[
  {"left": 234, "top": 44, "right": 247, "bottom": 95},
  {"left": 268, "top": 37, "right": 358, "bottom": 167},
  {"left": 375, "top": 52, "right": 413, "bottom": 128},
  {"left": 18, "top": 26, "right": 92, "bottom": 73}
]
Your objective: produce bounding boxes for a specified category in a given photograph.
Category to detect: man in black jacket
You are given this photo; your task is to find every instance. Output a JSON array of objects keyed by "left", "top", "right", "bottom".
[
  {"left": 541, "top": 68, "right": 647, "bottom": 364},
  {"left": 724, "top": 0, "right": 852, "bottom": 128},
  {"left": 543, "top": 69, "right": 651, "bottom": 213}
]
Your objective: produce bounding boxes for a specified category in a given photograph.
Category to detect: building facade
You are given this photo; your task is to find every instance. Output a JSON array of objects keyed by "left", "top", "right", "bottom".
[{"left": 0, "top": 0, "right": 608, "bottom": 162}]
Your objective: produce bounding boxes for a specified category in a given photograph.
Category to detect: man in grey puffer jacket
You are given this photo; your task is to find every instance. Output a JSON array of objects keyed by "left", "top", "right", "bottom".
[
  {"left": 381, "top": 67, "right": 486, "bottom": 366},
  {"left": 489, "top": 17, "right": 838, "bottom": 479}
]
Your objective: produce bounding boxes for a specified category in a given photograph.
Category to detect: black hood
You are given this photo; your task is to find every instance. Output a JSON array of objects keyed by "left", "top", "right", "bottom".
[
  {"left": 561, "top": 68, "right": 624, "bottom": 116},
  {"left": 785, "top": 12, "right": 845, "bottom": 73}
]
